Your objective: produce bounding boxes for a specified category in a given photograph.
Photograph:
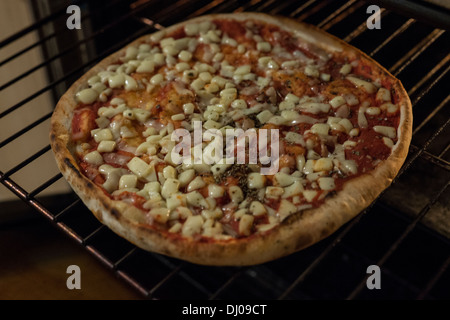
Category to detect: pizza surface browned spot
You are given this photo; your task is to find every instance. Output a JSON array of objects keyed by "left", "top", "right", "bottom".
[{"left": 50, "top": 12, "right": 412, "bottom": 266}]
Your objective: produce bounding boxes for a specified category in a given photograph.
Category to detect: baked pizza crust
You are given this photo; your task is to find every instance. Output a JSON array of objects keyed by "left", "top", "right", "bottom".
[{"left": 50, "top": 12, "right": 412, "bottom": 266}]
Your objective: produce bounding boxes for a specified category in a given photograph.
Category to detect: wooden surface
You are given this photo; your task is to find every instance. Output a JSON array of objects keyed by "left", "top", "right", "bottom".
[{"left": 0, "top": 202, "right": 144, "bottom": 300}]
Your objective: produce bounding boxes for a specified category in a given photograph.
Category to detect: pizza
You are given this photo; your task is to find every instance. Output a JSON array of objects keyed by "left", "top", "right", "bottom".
[{"left": 50, "top": 12, "right": 412, "bottom": 266}]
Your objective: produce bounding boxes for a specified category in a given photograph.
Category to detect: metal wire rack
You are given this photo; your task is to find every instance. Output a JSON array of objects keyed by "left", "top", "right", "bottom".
[{"left": 0, "top": 0, "right": 449, "bottom": 299}]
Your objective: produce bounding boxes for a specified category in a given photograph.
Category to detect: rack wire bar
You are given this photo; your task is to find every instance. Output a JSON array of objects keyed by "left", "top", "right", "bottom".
[
  {"left": 343, "top": 8, "right": 389, "bottom": 42},
  {"left": 277, "top": 213, "right": 365, "bottom": 299},
  {"left": 0, "top": 112, "right": 52, "bottom": 148},
  {"left": 0, "top": 175, "right": 54, "bottom": 221},
  {"left": 372, "top": 0, "right": 450, "bottom": 30},
  {"left": 347, "top": 180, "right": 450, "bottom": 299},
  {"left": 318, "top": 0, "right": 363, "bottom": 29},
  {"left": 0, "top": 27, "right": 159, "bottom": 120},
  {"left": 1, "top": 0, "right": 449, "bottom": 300},
  {"left": 208, "top": 267, "right": 246, "bottom": 300},
  {"left": 417, "top": 256, "right": 450, "bottom": 300},
  {"left": 407, "top": 54, "right": 450, "bottom": 97},
  {"left": 2, "top": 145, "right": 52, "bottom": 178},
  {"left": 53, "top": 198, "right": 81, "bottom": 221},
  {"left": 0, "top": 0, "right": 162, "bottom": 93},
  {"left": 0, "top": 0, "right": 84, "bottom": 48},
  {"left": 390, "top": 29, "right": 445, "bottom": 76},
  {"left": 369, "top": 18, "right": 415, "bottom": 56}
]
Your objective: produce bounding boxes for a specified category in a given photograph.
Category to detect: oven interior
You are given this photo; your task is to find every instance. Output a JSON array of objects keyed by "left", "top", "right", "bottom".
[{"left": 0, "top": 0, "right": 449, "bottom": 299}]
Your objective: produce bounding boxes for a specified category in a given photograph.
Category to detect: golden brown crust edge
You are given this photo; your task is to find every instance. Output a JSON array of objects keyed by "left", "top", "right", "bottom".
[{"left": 50, "top": 12, "right": 412, "bottom": 266}]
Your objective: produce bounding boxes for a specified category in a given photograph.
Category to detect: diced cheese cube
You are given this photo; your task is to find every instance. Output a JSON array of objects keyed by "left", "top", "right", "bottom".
[
  {"left": 182, "top": 215, "right": 204, "bottom": 236},
  {"left": 148, "top": 208, "right": 170, "bottom": 224},
  {"left": 187, "top": 176, "right": 206, "bottom": 191},
  {"left": 265, "top": 186, "right": 284, "bottom": 199},
  {"left": 248, "top": 172, "right": 266, "bottom": 189},
  {"left": 76, "top": 88, "right": 98, "bottom": 104},
  {"left": 383, "top": 137, "right": 394, "bottom": 148},
  {"left": 163, "top": 165, "right": 177, "bottom": 179},
  {"left": 279, "top": 100, "right": 296, "bottom": 110},
  {"left": 93, "top": 128, "right": 113, "bottom": 142},
  {"left": 376, "top": 87, "right": 391, "bottom": 102},
  {"left": 338, "top": 159, "right": 358, "bottom": 175},
  {"left": 120, "top": 126, "right": 137, "bottom": 138},
  {"left": 201, "top": 208, "right": 223, "bottom": 220},
  {"left": 296, "top": 155, "right": 306, "bottom": 172},
  {"left": 99, "top": 164, "right": 122, "bottom": 193},
  {"left": 83, "top": 151, "right": 103, "bottom": 166},
  {"left": 257, "top": 42, "right": 271, "bottom": 52},
  {"left": 178, "top": 50, "right": 192, "bottom": 62},
  {"left": 97, "top": 140, "right": 116, "bottom": 153},
  {"left": 380, "top": 102, "right": 399, "bottom": 114},
  {"left": 108, "top": 73, "right": 125, "bottom": 88},
  {"left": 303, "top": 190, "right": 318, "bottom": 202},
  {"left": 274, "top": 172, "right": 295, "bottom": 187},
  {"left": 249, "top": 201, "right": 267, "bottom": 216},
  {"left": 208, "top": 184, "right": 225, "bottom": 198},
  {"left": 136, "top": 60, "right": 155, "bottom": 73},
  {"left": 267, "top": 116, "right": 287, "bottom": 125},
  {"left": 346, "top": 76, "right": 377, "bottom": 94},
  {"left": 298, "top": 102, "right": 331, "bottom": 114},
  {"left": 127, "top": 157, "right": 151, "bottom": 178},
  {"left": 191, "top": 78, "right": 205, "bottom": 91},
  {"left": 161, "top": 178, "right": 180, "bottom": 199},
  {"left": 305, "top": 65, "right": 319, "bottom": 78},
  {"left": 119, "top": 174, "right": 138, "bottom": 189},
  {"left": 282, "top": 181, "right": 304, "bottom": 198},
  {"left": 303, "top": 159, "right": 316, "bottom": 174},
  {"left": 329, "top": 96, "right": 346, "bottom": 108},
  {"left": 186, "top": 191, "right": 208, "bottom": 208},
  {"left": 169, "top": 222, "right": 182, "bottom": 233},
  {"left": 285, "top": 132, "right": 304, "bottom": 145},
  {"left": 311, "top": 123, "right": 330, "bottom": 136},
  {"left": 178, "top": 169, "right": 195, "bottom": 187},
  {"left": 203, "top": 119, "right": 222, "bottom": 130},
  {"left": 150, "top": 73, "right": 164, "bottom": 85},
  {"left": 229, "top": 186, "right": 244, "bottom": 203},
  {"left": 184, "top": 23, "right": 200, "bottom": 36},
  {"left": 373, "top": 125, "right": 396, "bottom": 139},
  {"left": 339, "top": 118, "right": 353, "bottom": 133},
  {"left": 285, "top": 93, "right": 300, "bottom": 104},
  {"left": 314, "top": 158, "right": 333, "bottom": 172},
  {"left": 343, "top": 140, "right": 357, "bottom": 148},
  {"left": 339, "top": 63, "right": 352, "bottom": 75},
  {"left": 234, "top": 65, "right": 251, "bottom": 75},
  {"left": 166, "top": 194, "right": 187, "bottom": 211},
  {"left": 211, "top": 162, "right": 232, "bottom": 175},
  {"left": 239, "top": 214, "right": 254, "bottom": 236},
  {"left": 183, "top": 103, "right": 195, "bottom": 114},
  {"left": 281, "top": 110, "right": 300, "bottom": 121},
  {"left": 278, "top": 199, "right": 298, "bottom": 220},
  {"left": 170, "top": 207, "right": 192, "bottom": 221},
  {"left": 321, "top": 73, "right": 331, "bottom": 81},
  {"left": 256, "top": 110, "right": 274, "bottom": 124},
  {"left": 349, "top": 128, "right": 360, "bottom": 137},
  {"left": 318, "top": 177, "right": 336, "bottom": 191},
  {"left": 231, "top": 99, "right": 247, "bottom": 109}
]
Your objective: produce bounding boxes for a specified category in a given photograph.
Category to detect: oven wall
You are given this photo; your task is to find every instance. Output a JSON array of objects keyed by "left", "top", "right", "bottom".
[{"left": 0, "top": 0, "right": 71, "bottom": 201}]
